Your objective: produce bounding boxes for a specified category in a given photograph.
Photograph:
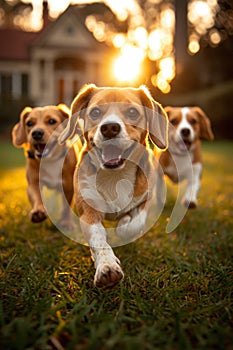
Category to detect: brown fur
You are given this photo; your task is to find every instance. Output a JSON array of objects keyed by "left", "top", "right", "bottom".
[
  {"left": 157, "top": 106, "right": 214, "bottom": 208},
  {"left": 12, "top": 104, "right": 76, "bottom": 225},
  {"left": 60, "top": 84, "right": 168, "bottom": 288}
]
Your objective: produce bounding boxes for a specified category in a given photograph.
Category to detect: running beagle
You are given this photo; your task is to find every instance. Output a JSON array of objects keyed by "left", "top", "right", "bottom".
[
  {"left": 60, "top": 84, "right": 168, "bottom": 288},
  {"left": 157, "top": 106, "right": 214, "bottom": 208},
  {"left": 12, "top": 104, "right": 76, "bottom": 227}
]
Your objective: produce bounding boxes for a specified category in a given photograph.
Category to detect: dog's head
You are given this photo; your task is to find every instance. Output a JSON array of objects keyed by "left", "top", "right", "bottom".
[
  {"left": 60, "top": 84, "right": 168, "bottom": 170},
  {"left": 165, "top": 106, "right": 214, "bottom": 152},
  {"left": 12, "top": 104, "right": 70, "bottom": 159}
]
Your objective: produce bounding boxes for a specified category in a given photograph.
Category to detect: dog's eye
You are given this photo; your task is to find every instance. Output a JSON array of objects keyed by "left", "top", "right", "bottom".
[
  {"left": 126, "top": 108, "right": 140, "bottom": 120},
  {"left": 48, "top": 118, "right": 57, "bottom": 125},
  {"left": 90, "top": 108, "right": 102, "bottom": 120},
  {"left": 26, "top": 120, "right": 34, "bottom": 127},
  {"left": 170, "top": 118, "right": 178, "bottom": 126},
  {"left": 190, "top": 118, "right": 197, "bottom": 125}
]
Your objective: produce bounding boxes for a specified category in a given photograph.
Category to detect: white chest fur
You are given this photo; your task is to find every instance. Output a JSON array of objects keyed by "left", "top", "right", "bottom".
[{"left": 78, "top": 161, "right": 148, "bottom": 217}]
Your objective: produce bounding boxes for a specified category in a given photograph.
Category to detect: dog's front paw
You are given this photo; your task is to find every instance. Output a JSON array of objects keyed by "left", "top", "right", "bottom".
[
  {"left": 30, "top": 210, "right": 47, "bottom": 223},
  {"left": 183, "top": 200, "right": 197, "bottom": 209},
  {"left": 94, "top": 259, "right": 124, "bottom": 289}
]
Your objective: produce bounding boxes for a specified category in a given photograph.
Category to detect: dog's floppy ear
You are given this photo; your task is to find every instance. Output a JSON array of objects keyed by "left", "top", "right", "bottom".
[
  {"left": 12, "top": 107, "right": 32, "bottom": 147},
  {"left": 139, "top": 85, "right": 168, "bottom": 150},
  {"left": 59, "top": 84, "right": 97, "bottom": 144},
  {"left": 164, "top": 106, "right": 173, "bottom": 119},
  {"left": 57, "top": 104, "right": 70, "bottom": 120},
  {"left": 192, "top": 107, "right": 214, "bottom": 140}
]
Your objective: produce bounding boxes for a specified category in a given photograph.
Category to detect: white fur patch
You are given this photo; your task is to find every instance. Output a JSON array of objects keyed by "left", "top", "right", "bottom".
[
  {"left": 182, "top": 162, "right": 202, "bottom": 205},
  {"left": 116, "top": 209, "right": 147, "bottom": 241},
  {"left": 176, "top": 108, "right": 195, "bottom": 142},
  {"left": 78, "top": 159, "right": 148, "bottom": 216},
  {"left": 80, "top": 220, "right": 124, "bottom": 286}
]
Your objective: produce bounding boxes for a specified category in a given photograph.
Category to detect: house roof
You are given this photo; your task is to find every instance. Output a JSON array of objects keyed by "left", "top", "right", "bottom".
[
  {"left": 0, "top": 28, "right": 43, "bottom": 61},
  {"left": 32, "top": 6, "right": 103, "bottom": 51}
]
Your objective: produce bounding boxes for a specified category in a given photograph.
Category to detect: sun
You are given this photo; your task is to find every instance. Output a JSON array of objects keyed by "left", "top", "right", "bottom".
[{"left": 113, "top": 44, "right": 145, "bottom": 84}]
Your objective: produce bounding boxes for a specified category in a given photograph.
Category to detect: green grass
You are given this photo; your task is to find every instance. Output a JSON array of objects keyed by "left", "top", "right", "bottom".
[{"left": 0, "top": 140, "right": 233, "bottom": 350}]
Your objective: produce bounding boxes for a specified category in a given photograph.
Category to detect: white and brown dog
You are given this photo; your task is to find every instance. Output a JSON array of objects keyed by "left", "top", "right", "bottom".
[
  {"left": 12, "top": 104, "right": 76, "bottom": 226},
  {"left": 157, "top": 106, "right": 214, "bottom": 209},
  {"left": 60, "top": 84, "right": 168, "bottom": 289}
]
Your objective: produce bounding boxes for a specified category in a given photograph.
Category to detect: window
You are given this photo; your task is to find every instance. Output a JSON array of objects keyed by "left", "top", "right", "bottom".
[
  {"left": 0, "top": 73, "right": 29, "bottom": 98},
  {"left": 1, "top": 74, "right": 12, "bottom": 97},
  {"left": 22, "top": 74, "right": 28, "bottom": 96}
]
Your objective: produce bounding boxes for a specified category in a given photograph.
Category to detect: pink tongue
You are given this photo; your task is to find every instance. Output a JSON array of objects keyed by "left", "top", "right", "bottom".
[{"left": 102, "top": 145, "right": 122, "bottom": 163}]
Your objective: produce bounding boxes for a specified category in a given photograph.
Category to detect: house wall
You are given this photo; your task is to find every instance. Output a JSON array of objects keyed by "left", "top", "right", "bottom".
[{"left": 0, "top": 6, "right": 116, "bottom": 109}]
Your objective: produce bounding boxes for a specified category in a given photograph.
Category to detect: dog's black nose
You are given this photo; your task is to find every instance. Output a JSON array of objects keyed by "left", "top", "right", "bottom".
[
  {"left": 32, "top": 129, "right": 44, "bottom": 141},
  {"left": 100, "top": 123, "right": 121, "bottom": 139},
  {"left": 181, "top": 128, "right": 190, "bottom": 138}
]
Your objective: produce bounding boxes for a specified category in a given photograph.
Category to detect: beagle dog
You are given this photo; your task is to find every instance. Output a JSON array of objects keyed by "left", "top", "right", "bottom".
[
  {"left": 12, "top": 104, "right": 76, "bottom": 227},
  {"left": 60, "top": 84, "right": 168, "bottom": 289},
  {"left": 157, "top": 106, "right": 214, "bottom": 209}
]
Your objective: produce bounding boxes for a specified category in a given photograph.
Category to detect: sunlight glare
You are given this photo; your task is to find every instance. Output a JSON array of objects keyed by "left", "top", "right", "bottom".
[
  {"left": 161, "top": 8, "right": 175, "bottom": 29},
  {"left": 15, "top": 1, "right": 43, "bottom": 31},
  {"left": 188, "top": 0, "right": 219, "bottom": 53},
  {"left": 188, "top": 37, "right": 200, "bottom": 54},
  {"left": 157, "top": 77, "right": 171, "bottom": 94},
  {"left": 148, "top": 29, "right": 164, "bottom": 60},
  {"left": 113, "top": 44, "right": 145, "bottom": 83},
  {"left": 113, "top": 33, "right": 126, "bottom": 48},
  {"left": 209, "top": 29, "right": 221, "bottom": 45},
  {"left": 12, "top": 0, "right": 222, "bottom": 92},
  {"left": 133, "top": 26, "right": 148, "bottom": 49},
  {"left": 47, "top": 0, "right": 70, "bottom": 19},
  {"left": 159, "top": 57, "right": 175, "bottom": 81}
]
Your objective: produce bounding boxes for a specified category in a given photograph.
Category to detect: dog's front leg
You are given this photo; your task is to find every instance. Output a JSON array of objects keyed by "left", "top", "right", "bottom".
[
  {"left": 59, "top": 180, "right": 74, "bottom": 229},
  {"left": 155, "top": 169, "right": 166, "bottom": 207},
  {"left": 183, "top": 162, "right": 202, "bottom": 209},
  {"left": 80, "top": 211, "right": 124, "bottom": 289},
  {"left": 27, "top": 182, "right": 47, "bottom": 223},
  {"left": 116, "top": 203, "right": 148, "bottom": 241}
]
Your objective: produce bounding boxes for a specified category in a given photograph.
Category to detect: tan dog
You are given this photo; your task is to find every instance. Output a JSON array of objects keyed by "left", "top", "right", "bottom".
[
  {"left": 59, "top": 84, "right": 168, "bottom": 289},
  {"left": 12, "top": 104, "right": 76, "bottom": 226},
  {"left": 157, "top": 106, "right": 214, "bottom": 208}
]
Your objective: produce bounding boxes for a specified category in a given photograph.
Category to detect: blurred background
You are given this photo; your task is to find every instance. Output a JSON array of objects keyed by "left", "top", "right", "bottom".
[{"left": 0, "top": 0, "right": 232, "bottom": 139}]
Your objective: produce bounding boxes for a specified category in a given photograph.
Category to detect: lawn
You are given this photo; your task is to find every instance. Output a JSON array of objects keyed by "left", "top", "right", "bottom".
[{"left": 0, "top": 140, "right": 233, "bottom": 350}]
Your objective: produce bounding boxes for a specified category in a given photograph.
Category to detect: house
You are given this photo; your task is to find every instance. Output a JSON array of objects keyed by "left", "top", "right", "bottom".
[{"left": 0, "top": 4, "right": 116, "bottom": 107}]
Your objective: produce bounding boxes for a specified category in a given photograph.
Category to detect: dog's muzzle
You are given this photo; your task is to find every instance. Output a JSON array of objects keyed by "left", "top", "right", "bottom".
[
  {"left": 176, "top": 128, "right": 192, "bottom": 151},
  {"left": 100, "top": 122, "right": 121, "bottom": 139},
  {"left": 33, "top": 139, "right": 57, "bottom": 158},
  {"left": 101, "top": 143, "right": 125, "bottom": 169},
  {"left": 95, "top": 122, "right": 126, "bottom": 169},
  {"left": 94, "top": 140, "right": 135, "bottom": 170}
]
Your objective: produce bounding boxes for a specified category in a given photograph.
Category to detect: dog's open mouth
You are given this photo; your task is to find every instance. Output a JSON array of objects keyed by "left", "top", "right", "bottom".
[
  {"left": 178, "top": 139, "right": 192, "bottom": 152},
  {"left": 34, "top": 141, "right": 56, "bottom": 158},
  {"left": 101, "top": 144, "right": 125, "bottom": 169}
]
